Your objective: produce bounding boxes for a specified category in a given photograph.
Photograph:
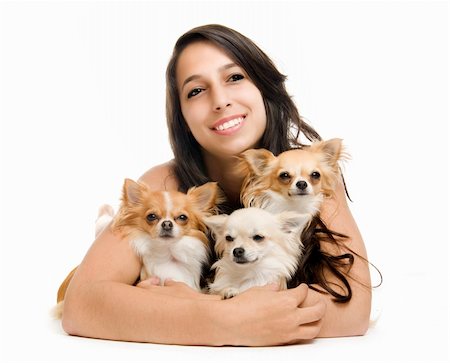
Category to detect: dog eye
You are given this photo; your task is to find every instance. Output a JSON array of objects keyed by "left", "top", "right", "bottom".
[
  {"left": 311, "top": 171, "right": 321, "bottom": 180},
  {"left": 146, "top": 213, "right": 158, "bottom": 222},
  {"left": 177, "top": 214, "right": 188, "bottom": 221},
  {"left": 225, "top": 235, "right": 234, "bottom": 242},
  {"left": 252, "top": 235, "right": 265, "bottom": 242},
  {"left": 279, "top": 172, "right": 291, "bottom": 180}
]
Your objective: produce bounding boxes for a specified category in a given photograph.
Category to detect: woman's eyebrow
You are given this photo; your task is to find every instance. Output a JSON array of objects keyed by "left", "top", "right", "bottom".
[{"left": 181, "top": 63, "right": 239, "bottom": 90}]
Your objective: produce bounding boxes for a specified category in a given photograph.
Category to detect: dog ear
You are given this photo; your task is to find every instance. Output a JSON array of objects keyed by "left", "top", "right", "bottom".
[
  {"left": 238, "top": 148, "right": 277, "bottom": 176},
  {"left": 310, "top": 138, "right": 345, "bottom": 167},
  {"left": 277, "top": 211, "right": 312, "bottom": 235},
  {"left": 203, "top": 214, "right": 228, "bottom": 237},
  {"left": 187, "top": 182, "right": 225, "bottom": 214},
  {"left": 122, "top": 178, "right": 146, "bottom": 205}
]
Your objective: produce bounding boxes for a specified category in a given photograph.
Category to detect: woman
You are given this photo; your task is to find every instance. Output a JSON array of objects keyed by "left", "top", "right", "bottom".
[{"left": 61, "top": 24, "right": 371, "bottom": 346}]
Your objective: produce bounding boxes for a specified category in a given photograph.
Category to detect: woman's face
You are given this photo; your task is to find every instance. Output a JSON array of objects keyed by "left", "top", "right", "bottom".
[{"left": 176, "top": 41, "right": 267, "bottom": 159}]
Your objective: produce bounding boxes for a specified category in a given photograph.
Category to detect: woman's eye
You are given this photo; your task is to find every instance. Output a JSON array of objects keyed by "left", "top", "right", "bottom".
[
  {"left": 229, "top": 74, "right": 244, "bottom": 82},
  {"left": 187, "top": 88, "right": 203, "bottom": 99}
]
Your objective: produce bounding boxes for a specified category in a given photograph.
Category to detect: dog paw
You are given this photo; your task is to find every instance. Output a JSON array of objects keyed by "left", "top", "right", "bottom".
[{"left": 222, "top": 288, "right": 239, "bottom": 299}]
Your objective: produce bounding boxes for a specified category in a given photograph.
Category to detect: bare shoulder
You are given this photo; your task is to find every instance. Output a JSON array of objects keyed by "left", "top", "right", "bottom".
[
  {"left": 138, "top": 160, "right": 179, "bottom": 191},
  {"left": 320, "top": 177, "right": 367, "bottom": 258}
]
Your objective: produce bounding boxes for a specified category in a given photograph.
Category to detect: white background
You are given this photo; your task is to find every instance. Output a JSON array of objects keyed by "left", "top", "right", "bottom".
[{"left": 0, "top": 1, "right": 448, "bottom": 362}]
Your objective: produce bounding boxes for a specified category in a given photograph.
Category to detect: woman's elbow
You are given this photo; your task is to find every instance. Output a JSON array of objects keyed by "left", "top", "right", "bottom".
[
  {"left": 354, "top": 311, "right": 370, "bottom": 336},
  {"left": 352, "top": 288, "right": 372, "bottom": 336},
  {"left": 60, "top": 284, "right": 91, "bottom": 337},
  {"left": 337, "top": 285, "right": 372, "bottom": 337},
  {"left": 61, "top": 296, "right": 81, "bottom": 336}
]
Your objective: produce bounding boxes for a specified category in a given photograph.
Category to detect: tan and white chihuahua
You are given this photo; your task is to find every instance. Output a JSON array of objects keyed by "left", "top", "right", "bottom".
[
  {"left": 238, "top": 138, "right": 347, "bottom": 215},
  {"left": 113, "top": 178, "right": 223, "bottom": 291},
  {"left": 52, "top": 179, "right": 223, "bottom": 319}
]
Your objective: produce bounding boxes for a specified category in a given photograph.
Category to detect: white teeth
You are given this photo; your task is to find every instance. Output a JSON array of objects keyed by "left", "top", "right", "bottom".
[{"left": 215, "top": 117, "right": 244, "bottom": 131}]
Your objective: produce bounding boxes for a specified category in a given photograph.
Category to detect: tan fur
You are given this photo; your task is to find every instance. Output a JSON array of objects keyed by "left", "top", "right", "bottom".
[
  {"left": 112, "top": 179, "right": 224, "bottom": 246},
  {"left": 52, "top": 267, "right": 77, "bottom": 320},
  {"left": 239, "top": 139, "right": 348, "bottom": 210},
  {"left": 56, "top": 266, "right": 77, "bottom": 303},
  {"left": 53, "top": 179, "right": 224, "bottom": 319}
]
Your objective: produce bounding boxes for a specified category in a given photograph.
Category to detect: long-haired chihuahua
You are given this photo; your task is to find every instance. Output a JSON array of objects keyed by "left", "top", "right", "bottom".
[
  {"left": 113, "top": 178, "right": 223, "bottom": 291},
  {"left": 238, "top": 138, "right": 347, "bottom": 215},
  {"left": 205, "top": 207, "right": 311, "bottom": 299}
]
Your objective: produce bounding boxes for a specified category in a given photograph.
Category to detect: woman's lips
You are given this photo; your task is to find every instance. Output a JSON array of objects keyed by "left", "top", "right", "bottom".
[{"left": 211, "top": 115, "right": 246, "bottom": 135}]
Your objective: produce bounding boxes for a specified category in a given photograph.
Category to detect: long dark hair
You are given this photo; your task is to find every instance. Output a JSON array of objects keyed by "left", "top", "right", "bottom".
[
  {"left": 166, "top": 24, "right": 320, "bottom": 190},
  {"left": 166, "top": 24, "right": 357, "bottom": 302}
]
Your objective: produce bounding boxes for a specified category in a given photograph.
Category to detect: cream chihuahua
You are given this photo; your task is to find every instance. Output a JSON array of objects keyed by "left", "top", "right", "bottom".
[{"left": 205, "top": 207, "right": 311, "bottom": 299}]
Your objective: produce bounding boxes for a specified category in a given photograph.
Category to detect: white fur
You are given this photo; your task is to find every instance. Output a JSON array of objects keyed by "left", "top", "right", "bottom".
[
  {"left": 131, "top": 234, "right": 208, "bottom": 291},
  {"left": 95, "top": 204, "right": 115, "bottom": 237},
  {"left": 50, "top": 301, "right": 64, "bottom": 320},
  {"left": 206, "top": 208, "right": 311, "bottom": 298},
  {"left": 258, "top": 190, "right": 323, "bottom": 215},
  {"left": 209, "top": 243, "right": 297, "bottom": 297},
  {"left": 163, "top": 191, "right": 172, "bottom": 217}
]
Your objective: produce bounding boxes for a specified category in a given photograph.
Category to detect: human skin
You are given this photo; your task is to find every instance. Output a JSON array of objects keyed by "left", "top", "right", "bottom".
[{"left": 61, "top": 41, "right": 371, "bottom": 345}]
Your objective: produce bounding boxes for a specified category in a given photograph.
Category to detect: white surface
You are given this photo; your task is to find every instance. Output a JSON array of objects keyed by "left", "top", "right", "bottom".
[{"left": 0, "top": 1, "right": 448, "bottom": 362}]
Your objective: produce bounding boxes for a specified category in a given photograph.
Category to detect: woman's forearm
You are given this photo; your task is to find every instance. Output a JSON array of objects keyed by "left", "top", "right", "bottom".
[
  {"left": 62, "top": 280, "right": 327, "bottom": 346},
  {"left": 313, "top": 177, "right": 372, "bottom": 337},
  {"left": 62, "top": 281, "right": 224, "bottom": 345},
  {"left": 313, "top": 280, "right": 371, "bottom": 337}
]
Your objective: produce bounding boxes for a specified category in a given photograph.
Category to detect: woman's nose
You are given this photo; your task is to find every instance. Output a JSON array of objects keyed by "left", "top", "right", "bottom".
[{"left": 211, "top": 86, "right": 231, "bottom": 111}]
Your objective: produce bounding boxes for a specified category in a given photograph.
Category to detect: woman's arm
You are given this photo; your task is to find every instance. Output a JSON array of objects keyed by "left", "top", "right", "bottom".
[
  {"left": 63, "top": 262, "right": 325, "bottom": 346},
  {"left": 61, "top": 225, "right": 222, "bottom": 345},
  {"left": 61, "top": 225, "right": 326, "bottom": 345},
  {"left": 61, "top": 162, "right": 326, "bottom": 346},
  {"left": 309, "top": 177, "right": 372, "bottom": 337}
]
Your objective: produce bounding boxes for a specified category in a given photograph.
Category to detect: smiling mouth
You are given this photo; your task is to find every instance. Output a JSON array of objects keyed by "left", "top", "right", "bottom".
[{"left": 212, "top": 116, "right": 246, "bottom": 131}]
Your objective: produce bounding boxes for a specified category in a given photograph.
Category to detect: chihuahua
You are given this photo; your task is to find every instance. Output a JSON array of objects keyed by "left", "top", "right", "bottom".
[
  {"left": 51, "top": 179, "right": 223, "bottom": 319},
  {"left": 113, "top": 178, "right": 223, "bottom": 291},
  {"left": 238, "top": 138, "right": 346, "bottom": 215},
  {"left": 205, "top": 207, "right": 311, "bottom": 299}
]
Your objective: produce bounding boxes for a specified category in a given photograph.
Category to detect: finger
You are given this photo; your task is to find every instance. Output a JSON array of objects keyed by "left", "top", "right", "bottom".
[
  {"left": 245, "top": 283, "right": 279, "bottom": 293},
  {"left": 261, "top": 283, "right": 280, "bottom": 291},
  {"left": 137, "top": 276, "right": 160, "bottom": 288},
  {"left": 296, "top": 300, "right": 326, "bottom": 326},
  {"left": 163, "top": 279, "right": 183, "bottom": 287},
  {"left": 289, "top": 322, "right": 323, "bottom": 343},
  {"left": 285, "top": 283, "right": 309, "bottom": 305}
]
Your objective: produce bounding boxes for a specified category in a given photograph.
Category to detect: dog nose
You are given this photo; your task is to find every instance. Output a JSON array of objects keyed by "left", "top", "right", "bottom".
[
  {"left": 296, "top": 180, "right": 308, "bottom": 190},
  {"left": 233, "top": 247, "right": 245, "bottom": 258},
  {"left": 161, "top": 220, "right": 173, "bottom": 231}
]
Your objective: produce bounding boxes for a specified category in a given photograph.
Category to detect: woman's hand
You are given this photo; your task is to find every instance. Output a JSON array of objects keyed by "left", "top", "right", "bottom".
[
  {"left": 137, "top": 279, "right": 326, "bottom": 346},
  {"left": 215, "top": 283, "right": 326, "bottom": 346},
  {"left": 137, "top": 278, "right": 221, "bottom": 301}
]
